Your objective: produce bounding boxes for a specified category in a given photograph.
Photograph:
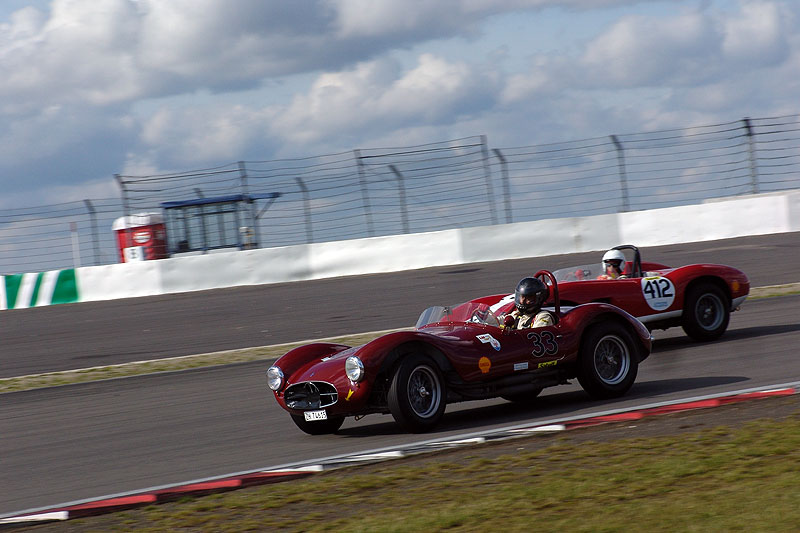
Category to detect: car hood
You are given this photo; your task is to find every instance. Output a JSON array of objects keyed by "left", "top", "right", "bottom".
[{"left": 290, "top": 345, "right": 358, "bottom": 378}]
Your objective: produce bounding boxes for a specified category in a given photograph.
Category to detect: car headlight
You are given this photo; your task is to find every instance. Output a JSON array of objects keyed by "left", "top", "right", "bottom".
[
  {"left": 266, "top": 366, "right": 284, "bottom": 391},
  {"left": 345, "top": 356, "right": 365, "bottom": 383}
]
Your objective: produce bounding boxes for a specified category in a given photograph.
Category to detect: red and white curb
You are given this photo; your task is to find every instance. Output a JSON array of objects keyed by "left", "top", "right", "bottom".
[
  {"left": 2, "top": 386, "right": 796, "bottom": 527},
  {"left": 0, "top": 468, "right": 322, "bottom": 526}
]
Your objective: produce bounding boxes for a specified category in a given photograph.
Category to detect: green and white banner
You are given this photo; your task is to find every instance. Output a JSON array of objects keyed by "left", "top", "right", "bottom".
[{"left": 1, "top": 269, "right": 79, "bottom": 310}]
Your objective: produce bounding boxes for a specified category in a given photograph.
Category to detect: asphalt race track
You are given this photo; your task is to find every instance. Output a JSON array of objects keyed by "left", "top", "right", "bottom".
[
  {"left": 3, "top": 231, "right": 800, "bottom": 378},
  {"left": 2, "top": 232, "right": 800, "bottom": 515}
]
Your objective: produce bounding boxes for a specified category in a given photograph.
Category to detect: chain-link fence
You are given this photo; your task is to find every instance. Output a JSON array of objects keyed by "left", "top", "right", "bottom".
[
  {"left": 2, "top": 114, "right": 799, "bottom": 275},
  {"left": 0, "top": 198, "right": 122, "bottom": 274}
]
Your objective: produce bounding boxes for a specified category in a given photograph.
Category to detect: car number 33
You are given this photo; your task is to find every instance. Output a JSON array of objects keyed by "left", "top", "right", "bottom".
[{"left": 527, "top": 330, "right": 558, "bottom": 357}]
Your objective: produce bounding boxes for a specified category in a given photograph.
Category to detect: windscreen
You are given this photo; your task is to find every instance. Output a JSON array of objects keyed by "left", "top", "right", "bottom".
[
  {"left": 551, "top": 264, "right": 603, "bottom": 282},
  {"left": 415, "top": 302, "right": 501, "bottom": 329}
]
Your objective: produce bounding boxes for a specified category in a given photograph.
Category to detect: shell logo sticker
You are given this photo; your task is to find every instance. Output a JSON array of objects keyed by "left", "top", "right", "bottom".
[
  {"left": 641, "top": 276, "right": 676, "bottom": 311},
  {"left": 132, "top": 229, "right": 151, "bottom": 244},
  {"left": 478, "top": 356, "right": 491, "bottom": 374},
  {"left": 477, "top": 334, "right": 501, "bottom": 351}
]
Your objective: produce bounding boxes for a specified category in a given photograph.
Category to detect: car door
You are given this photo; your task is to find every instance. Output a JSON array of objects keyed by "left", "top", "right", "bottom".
[
  {"left": 563, "top": 277, "right": 674, "bottom": 319},
  {"left": 463, "top": 323, "right": 565, "bottom": 381},
  {"left": 603, "top": 275, "right": 678, "bottom": 318}
]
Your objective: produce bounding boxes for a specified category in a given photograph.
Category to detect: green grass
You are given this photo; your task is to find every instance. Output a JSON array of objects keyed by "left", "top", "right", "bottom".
[{"left": 34, "top": 412, "right": 800, "bottom": 532}]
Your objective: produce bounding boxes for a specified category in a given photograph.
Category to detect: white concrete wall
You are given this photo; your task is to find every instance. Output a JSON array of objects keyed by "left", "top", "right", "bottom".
[
  {"left": 310, "top": 229, "right": 464, "bottom": 278},
  {"left": 78, "top": 261, "right": 163, "bottom": 302},
  {"left": 459, "top": 214, "right": 620, "bottom": 263},
  {"left": 159, "top": 244, "right": 314, "bottom": 293},
  {"left": 56, "top": 190, "right": 800, "bottom": 305},
  {"left": 620, "top": 194, "right": 792, "bottom": 246},
  {"left": 785, "top": 190, "right": 800, "bottom": 232}
]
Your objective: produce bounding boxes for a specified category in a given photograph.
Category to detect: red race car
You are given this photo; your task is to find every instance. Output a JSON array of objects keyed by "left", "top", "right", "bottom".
[
  {"left": 267, "top": 271, "right": 652, "bottom": 435},
  {"left": 513, "top": 245, "right": 747, "bottom": 341}
]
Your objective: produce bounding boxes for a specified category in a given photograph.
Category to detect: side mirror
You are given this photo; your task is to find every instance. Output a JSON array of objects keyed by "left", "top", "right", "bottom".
[{"left": 503, "top": 314, "right": 515, "bottom": 327}]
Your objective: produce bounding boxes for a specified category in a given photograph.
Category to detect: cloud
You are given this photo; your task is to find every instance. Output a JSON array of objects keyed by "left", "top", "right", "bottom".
[
  {"left": 138, "top": 103, "right": 273, "bottom": 165},
  {"left": 500, "top": 1, "right": 800, "bottom": 117},
  {"left": 0, "top": 0, "right": 540, "bottom": 112},
  {"left": 0, "top": 0, "right": 144, "bottom": 112},
  {"left": 579, "top": 11, "right": 720, "bottom": 87},
  {"left": 721, "top": 0, "right": 792, "bottom": 66},
  {"left": 1, "top": 0, "right": 799, "bottom": 211},
  {"left": 270, "top": 54, "right": 498, "bottom": 146},
  {"left": 328, "top": 0, "right": 481, "bottom": 38},
  {"left": 0, "top": 0, "right": 654, "bottom": 114}
]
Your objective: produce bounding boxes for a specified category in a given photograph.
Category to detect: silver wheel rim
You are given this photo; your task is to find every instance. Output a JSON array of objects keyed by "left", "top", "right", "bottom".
[
  {"left": 407, "top": 365, "right": 441, "bottom": 418},
  {"left": 594, "top": 334, "right": 630, "bottom": 385},
  {"left": 695, "top": 293, "right": 725, "bottom": 331}
]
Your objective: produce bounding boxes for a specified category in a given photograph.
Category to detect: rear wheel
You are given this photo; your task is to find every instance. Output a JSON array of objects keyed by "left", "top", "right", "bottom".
[
  {"left": 682, "top": 284, "right": 729, "bottom": 341},
  {"left": 290, "top": 414, "right": 345, "bottom": 435},
  {"left": 577, "top": 324, "right": 638, "bottom": 399},
  {"left": 388, "top": 354, "right": 446, "bottom": 433}
]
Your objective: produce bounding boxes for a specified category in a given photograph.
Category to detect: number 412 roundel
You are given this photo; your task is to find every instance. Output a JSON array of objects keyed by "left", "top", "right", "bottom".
[{"left": 640, "top": 276, "right": 675, "bottom": 311}]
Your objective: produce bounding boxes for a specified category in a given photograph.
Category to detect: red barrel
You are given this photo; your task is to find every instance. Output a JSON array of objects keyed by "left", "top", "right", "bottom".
[{"left": 112, "top": 213, "right": 168, "bottom": 262}]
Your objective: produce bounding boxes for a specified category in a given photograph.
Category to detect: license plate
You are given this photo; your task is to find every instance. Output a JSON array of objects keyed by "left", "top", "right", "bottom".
[{"left": 304, "top": 410, "right": 328, "bottom": 421}]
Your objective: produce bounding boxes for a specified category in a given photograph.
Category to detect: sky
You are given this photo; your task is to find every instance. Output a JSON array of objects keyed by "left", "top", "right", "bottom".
[{"left": 1, "top": 0, "right": 798, "bottom": 210}]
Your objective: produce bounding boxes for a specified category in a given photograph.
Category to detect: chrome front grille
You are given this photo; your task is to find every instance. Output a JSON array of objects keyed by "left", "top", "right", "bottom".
[{"left": 284, "top": 381, "right": 338, "bottom": 409}]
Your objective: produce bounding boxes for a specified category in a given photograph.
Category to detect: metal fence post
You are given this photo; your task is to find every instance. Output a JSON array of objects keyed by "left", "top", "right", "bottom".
[
  {"left": 295, "top": 178, "right": 313, "bottom": 244},
  {"left": 192, "top": 188, "right": 208, "bottom": 252},
  {"left": 114, "top": 174, "right": 133, "bottom": 260},
  {"left": 743, "top": 118, "right": 760, "bottom": 194},
  {"left": 388, "top": 165, "right": 410, "bottom": 234},
  {"left": 610, "top": 135, "right": 630, "bottom": 212},
  {"left": 70, "top": 221, "right": 81, "bottom": 268},
  {"left": 481, "top": 135, "right": 498, "bottom": 225},
  {"left": 239, "top": 161, "right": 261, "bottom": 248},
  {"left": 492, "top": 148, "right": 512, "bottom": 224},
  {"left": 354, "top": 150, "right": 376, "bottom": 237},
  {"left": 84, "top": 199, "right": 100, "bottom": 265}
]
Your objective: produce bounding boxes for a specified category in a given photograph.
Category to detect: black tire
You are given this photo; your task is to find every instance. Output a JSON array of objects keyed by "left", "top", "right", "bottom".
[
  {"left": 502, "top": 387, "right": 543, "bottom": 403},
  {"left": 681, "top": 283, "right": 730, "bottom": 341},
  {"left": 388, "top": 354, "right": 447, "bottom": 433},
  {"left": 577, "top": 324, "right": 639, "bottom": 399},
  {"left": 290, "top": 413, "right": 345, "bottom": 435}
]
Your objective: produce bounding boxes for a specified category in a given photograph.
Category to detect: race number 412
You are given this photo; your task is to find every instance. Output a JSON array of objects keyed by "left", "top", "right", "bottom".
[{"left": 641, "top": 276, "right": 675, "bottom": 310}]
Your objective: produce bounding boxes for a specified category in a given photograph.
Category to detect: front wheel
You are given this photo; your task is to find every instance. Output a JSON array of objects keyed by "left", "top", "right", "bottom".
[
  {"left": 290, "top": 414, "right": 345, "bottom": 435},
  {"left": 388, "top": 354, "right": 446, "bottom": 433},
  {"left": 682, "top": 284, "right": 730, "bottom": 341},
  {"left": 577, "top": 324, "right": 639, "bottom": 399}
]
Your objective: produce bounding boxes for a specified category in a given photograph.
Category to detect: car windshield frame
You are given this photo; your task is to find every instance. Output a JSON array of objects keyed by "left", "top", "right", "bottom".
[
  {"left": 415, "top": 301, "right": 502, "bottom": 329},
  {"left": 551, "top": 263, "right": 605, "bottom": 282}
]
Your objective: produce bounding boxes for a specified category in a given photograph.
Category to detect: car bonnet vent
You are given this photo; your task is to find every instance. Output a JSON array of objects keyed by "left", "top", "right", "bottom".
[{"left": 285, "top": 381, "right": 338, "bottom": 409}]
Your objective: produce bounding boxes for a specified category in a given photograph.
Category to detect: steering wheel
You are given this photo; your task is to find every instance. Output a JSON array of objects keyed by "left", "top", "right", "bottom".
[{"left": 470, "top": 308, "right": 489, "bottom": 324}]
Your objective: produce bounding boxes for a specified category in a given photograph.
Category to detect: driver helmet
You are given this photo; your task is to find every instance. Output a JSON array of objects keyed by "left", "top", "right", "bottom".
[
  {"left": 514, "top": 277, "right": 548, "bottom": 315},
  {"left": 602, "top": 249, "right": 626, "bottom": 278}
]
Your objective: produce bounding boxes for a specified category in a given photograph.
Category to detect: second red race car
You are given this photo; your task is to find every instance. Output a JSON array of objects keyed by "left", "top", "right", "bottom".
[
  {"left": 502, "top": 245, "right": 748, "bottom": 342},
  {"left": 267, "top": 270, "right": 652, "bottom": 435}
]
